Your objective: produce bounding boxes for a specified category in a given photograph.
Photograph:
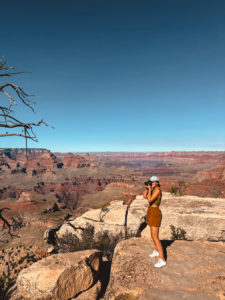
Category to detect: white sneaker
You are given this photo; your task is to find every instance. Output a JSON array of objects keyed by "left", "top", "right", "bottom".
[
  {"left": 149, "top": 250, "right": 159, "bottom": 258},
  {"left": 154, "top": 258, "right": 167, "bottom": 268}
]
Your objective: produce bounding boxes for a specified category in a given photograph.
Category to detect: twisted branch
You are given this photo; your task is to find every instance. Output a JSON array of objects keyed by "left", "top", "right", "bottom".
[{"left": 0, "top": 56, "right": 54, "bottom": 159}]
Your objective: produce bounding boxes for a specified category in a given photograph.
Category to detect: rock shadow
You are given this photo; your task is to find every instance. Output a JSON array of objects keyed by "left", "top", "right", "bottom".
[{"left": 136, "top": 221, "right": 147, "bottom": 236}]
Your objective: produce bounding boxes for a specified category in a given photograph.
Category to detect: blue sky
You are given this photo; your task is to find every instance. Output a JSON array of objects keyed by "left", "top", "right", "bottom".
[{"left": 0, "top": 0, "right": 225, "bottom": 152}]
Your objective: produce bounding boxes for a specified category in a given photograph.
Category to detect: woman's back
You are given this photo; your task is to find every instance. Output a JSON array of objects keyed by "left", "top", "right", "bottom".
[{"left": 151, "top": 187, "right": 162, "bottom": 207}]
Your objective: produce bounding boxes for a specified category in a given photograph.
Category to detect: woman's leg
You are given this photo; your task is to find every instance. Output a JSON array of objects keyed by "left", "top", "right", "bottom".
[
  {"left": 150, "top": 226, "right": 165, "bottom": 260},
  {"left": 150, "top": 226, "right": 158, "bottom": 252}
]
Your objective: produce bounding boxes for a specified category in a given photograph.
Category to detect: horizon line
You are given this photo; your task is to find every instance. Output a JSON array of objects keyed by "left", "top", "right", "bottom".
[{"left": 1, "top": 147, "right": 225, "bottom": 153}]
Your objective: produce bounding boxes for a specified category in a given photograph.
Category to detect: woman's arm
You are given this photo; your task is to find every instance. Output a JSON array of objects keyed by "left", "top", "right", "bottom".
[
  {"left": 147, "top": 189, "right": 160, "bottom": 204},
  {"left": 143, "top": 187, "right": 148, "bottom": 199}
]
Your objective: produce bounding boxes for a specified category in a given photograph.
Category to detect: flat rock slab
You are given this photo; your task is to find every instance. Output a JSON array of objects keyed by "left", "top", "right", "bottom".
[
  {"left": 105, "top": 237, "right": 225, "bottom": 300},
  {"left": 16, "top": 249, "right": 102, "bottom": 300}
]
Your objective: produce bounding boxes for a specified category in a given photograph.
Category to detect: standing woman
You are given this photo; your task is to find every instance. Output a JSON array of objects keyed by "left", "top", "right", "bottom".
[{"left": 143, "top": 176, "right": 167, "bottom": 268}]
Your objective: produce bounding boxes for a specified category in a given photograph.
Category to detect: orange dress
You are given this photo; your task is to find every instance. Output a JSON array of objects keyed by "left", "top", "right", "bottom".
[{"left": 146, "top": 190, "right": 162, "bottom": 227}]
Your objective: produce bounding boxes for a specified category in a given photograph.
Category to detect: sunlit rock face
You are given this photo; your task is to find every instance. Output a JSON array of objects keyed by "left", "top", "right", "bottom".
[{"left": 15, "top": 249, "right": 102, "bottom": 300}]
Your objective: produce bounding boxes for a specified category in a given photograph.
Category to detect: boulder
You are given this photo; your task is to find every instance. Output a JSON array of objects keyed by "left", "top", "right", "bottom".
[
  {"left": 71, "top": 216, "right": 126, "bottom": 239},
  {"left": 105, "top": 237, "right": 225, "bottom": 300},
  {"left": 16, "top": 249, "right": 102, "bottom": 300},
  {"left": 81, "top": 203, "right": 128, "bottom": 226},
  {"left": 100, "top": 205, "right": 128, "bottom": 226},
  {"left": 56, "top": 202, "right": 128, "bottom": 242},
  {"left": 56, "top": 223, "right": 83, "bottom": 240},
  {"left": 81, "top": 209, "right": 102, "bottom": 222}
]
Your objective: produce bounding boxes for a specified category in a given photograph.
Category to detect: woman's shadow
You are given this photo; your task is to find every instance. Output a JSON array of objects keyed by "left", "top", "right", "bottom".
[
  {"left": 161, "top": 240, "right": 174, "bottom": 260},
  {"left": 137, "top": 222, "right": 175, "bottom": 261}
]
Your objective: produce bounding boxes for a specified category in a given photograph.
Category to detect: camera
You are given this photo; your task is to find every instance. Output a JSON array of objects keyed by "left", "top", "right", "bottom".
[{"left": 144, "top": 180, "right": 152, "bottom": 186}]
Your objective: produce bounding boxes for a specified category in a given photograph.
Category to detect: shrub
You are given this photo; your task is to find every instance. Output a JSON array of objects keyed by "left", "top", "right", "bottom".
[
  {"left": 170, "top": 225, "right": 187, "bottom": 240},
  {"left": 0, "top": 271, "right": 10, "bottom": 299},
  {"left": 168, "top": 180, "right": 186, "bottom": 196},
  {"left": 99, "top": 204, "right": 108, "bottom": 212},
  {"left": 57, "top": 225, "right": 124, "bottom": 261},
  {"left": 94, "top": 231, "right": 124, "bottom": 261},
  {"left": 168, "top": 186, "right": 179, "bottom": 195}
]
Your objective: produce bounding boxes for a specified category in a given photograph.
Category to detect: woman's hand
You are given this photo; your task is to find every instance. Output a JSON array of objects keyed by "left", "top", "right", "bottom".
[
  {"left": 143, "top": 185, "right": 151, "bottom": 199},
  {"left": 143, "top": 186, "right": 149, "bottom": 198}
]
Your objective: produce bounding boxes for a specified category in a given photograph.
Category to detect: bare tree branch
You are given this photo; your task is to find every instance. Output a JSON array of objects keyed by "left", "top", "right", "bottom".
[
  {"left": 0, "top": 82, "right": 36, "bottom": 111},
  {"left": 0, "top": 56, "right": 54, "bottom": 159}
]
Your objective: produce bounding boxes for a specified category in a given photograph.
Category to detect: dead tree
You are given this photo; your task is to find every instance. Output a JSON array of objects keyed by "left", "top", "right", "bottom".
[
  {"left": 0, "top": 56, "right": 54, "bottom": 159},
  {"left": 0, "top": 208, "right": 12, "bottom": 234},
  {"left": 0, "top": 208, "right": 21, "bottom": 239},
  {"left": 12, "top": 216, "right": 24, "bottom": 232}
]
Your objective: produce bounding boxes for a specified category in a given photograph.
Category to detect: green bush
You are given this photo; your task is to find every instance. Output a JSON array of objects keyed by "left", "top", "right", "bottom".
[
  {"left": 99, "top": 204, "right": 109, "bottom": 212},
  {"left": 170, "top": 225, "right": 187, "bottom": 240}
]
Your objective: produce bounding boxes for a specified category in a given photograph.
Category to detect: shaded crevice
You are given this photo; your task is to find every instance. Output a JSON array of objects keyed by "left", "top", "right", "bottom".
[
  {"left": 97, "top": 258, "right": 112, "bottom": 300},
  {"left": 45, "top": 225, "right": 61, "bottom": 244},
  {"left": 124, "top": 206, "right": 129, "bottom": 238}
]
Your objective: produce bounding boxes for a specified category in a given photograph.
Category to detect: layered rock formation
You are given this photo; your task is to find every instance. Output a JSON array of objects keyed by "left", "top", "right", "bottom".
[
  {"left": 94, "top": 151, "right": 225, "bottom": 163},
  {"left": 194, "top": 156, "right": 225, "bottom": 182},
  {"left": 105, "top": 237, "right": 225, "bottom": 300},
  {"left": 61, "top": 152, "right": 93, "bottom": 168},
  {"left": 91, "top": 151, "right": 225, "bottom": 198},
  {"left": 0, "top": 148, "right": 58, "bottom": 171},
  {"left": 0, "top": 148, "right": 94, "bottom": 175},
  {"left": 0, "top": 176, "right": 114, "bottom": 210}
]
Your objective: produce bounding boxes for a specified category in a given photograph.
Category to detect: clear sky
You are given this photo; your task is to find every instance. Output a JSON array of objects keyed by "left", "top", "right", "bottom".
[{"left": 1, "top": 0, "right": 225, "bottom": 152}]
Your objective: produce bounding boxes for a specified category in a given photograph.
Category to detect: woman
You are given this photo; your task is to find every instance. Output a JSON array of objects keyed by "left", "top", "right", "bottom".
[{"left": 143, "top": 176, "right": 167, "bottom": 268}]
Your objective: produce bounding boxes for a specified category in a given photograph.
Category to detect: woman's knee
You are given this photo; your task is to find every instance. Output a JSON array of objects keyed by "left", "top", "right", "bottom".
[
  {"left": 150, "top": 230, "right": 155, "bottom": 238},
  {"left": 151, "top": 233, "right": 158, "bottom": 241},
  {"left": 151, "top": 232, "right": 160, "bottom": 240}
]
